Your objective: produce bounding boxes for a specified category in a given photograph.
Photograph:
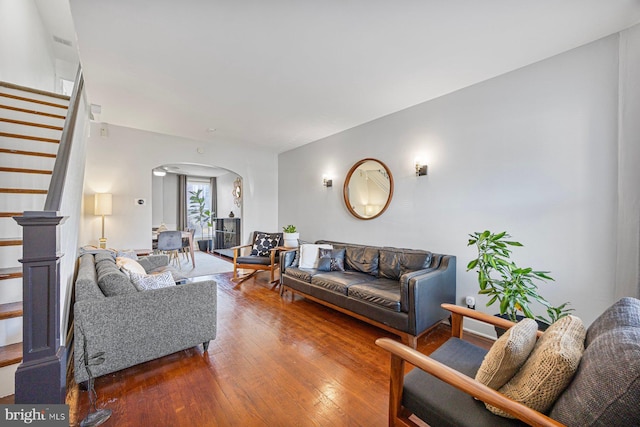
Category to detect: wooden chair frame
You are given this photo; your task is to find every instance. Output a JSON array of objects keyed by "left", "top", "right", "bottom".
[
  {"left": 375, "top": 304, "right": 563, "bottom": 427},
  {"left": 231, "top": 243, "right": 279, "bottom": 284}
]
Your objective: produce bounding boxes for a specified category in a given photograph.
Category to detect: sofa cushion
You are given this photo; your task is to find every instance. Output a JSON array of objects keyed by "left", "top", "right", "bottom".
[
  {"left": 130, "top": 271, "right": 176, "bottom": 291},
  {"left": 75, "top": 254, "right": 105, "bottom": 301},
  {"left": 403, "top": 338, "right": 523, "bottom": 427},
  {"left": 94, "top": 251, "right": 115, "bottom": 263},
  {"left": 311, "top": 271, "right": 375, "bottom": 295},
  {"left": 250, "top": 232, "right": 281, "bottom": 256},
  {"left": 345, "top": 246, "right": 379, "bottom": 275},
  {"left": 347, "top": 279, "right": 402, "bottom": 312},
  {"left": 285, "top": 267, "right": 316, "bottom": 283},
  {"left": 97, "top": 270, "right": 137, "bottom": 296},
  {"left": 299, "top": 244, "right": 333, "bottom": 269},
  {"left": 584, "top": 296, "right": 640, "bottom": 346},
  {"left": 379, "top": 248, "right": 432, "bottom": 280},
  {"left": 317, "top": 248, "right": 345, "bottom": 272},
  {"left": 475, "top": 318, "right": 538, "bottom": 390},
  {"left": 550, "top": 298, "right": 640, "bottom": 426},
  {"left": 488, "top": 315, "right": 586, "bottom": 418}
]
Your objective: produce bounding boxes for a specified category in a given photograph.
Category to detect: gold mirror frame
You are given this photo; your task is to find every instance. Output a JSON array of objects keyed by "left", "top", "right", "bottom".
[{"left": 343, "top": 158, "right": 394, "bottom": 220}]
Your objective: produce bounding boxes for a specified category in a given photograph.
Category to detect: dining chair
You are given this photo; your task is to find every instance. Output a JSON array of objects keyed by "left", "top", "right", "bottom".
[{"left": 157, "top": 230, "right": 183, "bottom": 269}]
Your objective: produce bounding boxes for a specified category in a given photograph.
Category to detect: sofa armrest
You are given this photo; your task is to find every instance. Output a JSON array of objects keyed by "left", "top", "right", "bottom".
[
  {"left": 74, "top": 280, "right": 217, "bottom": 383},
  {"left": 375, "top": 337, "right": 564, "bottom": 427},
  {"left": 279, "top": 248, "right": 298, "bottom": 274},
  {"left": 138, "top": 254, "right": 169, "bottom": 272},
  {"left": 405, "top": 255, "right": 457, "bottom": 335}
]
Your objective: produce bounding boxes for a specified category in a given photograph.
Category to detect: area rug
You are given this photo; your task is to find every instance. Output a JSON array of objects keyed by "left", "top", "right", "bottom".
[{"left": 172, "top": 250, "right": 233, "bottom": 278}]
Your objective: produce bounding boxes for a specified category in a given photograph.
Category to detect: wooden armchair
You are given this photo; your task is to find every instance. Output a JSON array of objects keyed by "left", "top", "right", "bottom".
[
  {"left": 376, "top": 299, "right": 640, "bottom": 427},
  {"left": 231, "top": 231, "right": 283, "bottom": 284}
]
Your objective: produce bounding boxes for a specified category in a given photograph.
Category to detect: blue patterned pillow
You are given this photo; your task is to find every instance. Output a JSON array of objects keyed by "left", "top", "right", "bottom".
[
  {"left": 251, "top": 233, "right": 281, "bottom": 256},
  {"left": 317, "top": 248, "right": 345, "bottom": 272},
  {"left": 130, "top": 271, "right": 175, "bottom": 291}
]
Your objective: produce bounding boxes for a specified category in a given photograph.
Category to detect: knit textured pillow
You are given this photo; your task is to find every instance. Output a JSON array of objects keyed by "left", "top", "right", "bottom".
[
  {"left": 129, "top": 271, "right": 176, "bottom": 291},
  {"left": 475, "top": 318, "right": 538, "bottom": 390},
  {"left": 487, "top": 315, "right": 586, "bottom": 418}
]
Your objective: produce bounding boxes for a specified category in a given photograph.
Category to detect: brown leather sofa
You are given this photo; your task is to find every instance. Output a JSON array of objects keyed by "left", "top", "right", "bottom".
[{"left": 280, "top": 240, "right": 456, "bottom": 347}]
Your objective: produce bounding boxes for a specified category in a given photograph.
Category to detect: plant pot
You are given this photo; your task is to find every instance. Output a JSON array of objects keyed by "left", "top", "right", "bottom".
[
  {"left": 283, "top": 232, "right": 300, "bottom": 248},
  {"left": 197, "top": 239, "right": 213, "bottom": 252},
  {"left": 494, "top": 314, "right": 550, "bottom": 338}
]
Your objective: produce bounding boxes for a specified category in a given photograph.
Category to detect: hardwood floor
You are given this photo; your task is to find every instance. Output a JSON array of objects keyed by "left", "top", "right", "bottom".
[{"left": 57, "top": 271, "right": 491, "bottom": 426}]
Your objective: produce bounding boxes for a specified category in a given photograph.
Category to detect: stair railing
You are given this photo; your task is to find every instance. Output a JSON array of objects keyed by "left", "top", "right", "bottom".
[{"left": 45, "top": 65, "right": 84, "bottom": 211}]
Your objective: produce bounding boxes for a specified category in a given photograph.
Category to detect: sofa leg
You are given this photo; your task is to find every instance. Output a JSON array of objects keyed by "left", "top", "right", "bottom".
[
  {"left": 78, "top": 380, "right": 89, "bottom": 391},
  {"left": 203, "top": 341, "right": 209, "bottom": 352},
  {"left": 402, "top": 335, "right": 418, "bottom": 349}
]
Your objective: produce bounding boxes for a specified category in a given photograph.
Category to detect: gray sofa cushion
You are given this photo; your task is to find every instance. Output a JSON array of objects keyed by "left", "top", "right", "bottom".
[
  {"left": 550, "top": 298, "right": 640, "bottom": 426},
  {"left": 379, "top": 248, "right": 432, "bottom": 280},
  {"left": 348, "top": 279, "right": 402, "bottom": 311},
  {"left": 95, "top": 256, "right": 137, "bottom": 296},
  {"left": 76, "top": 254, "right": 105, "bottom": 301},
  {"left": 403, "top": 338, "right": 525, "bottom": 427},
  {"left": 311, "top": 271, "right": 375, "bottom": 295},
  {"left": 345, "top": 246, "right": 379, "bottom": 275}
]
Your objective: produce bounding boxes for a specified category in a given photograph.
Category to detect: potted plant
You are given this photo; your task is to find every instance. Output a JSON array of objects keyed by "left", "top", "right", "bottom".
[
  {"left": 282, "top": 224, "right": 300, "bottom": 248},
  {"left": 189, "top": 189, "right": 214, "bottom": 252},
  {"left": 466, "top": 230, "right": 572, "bottom": 332}
]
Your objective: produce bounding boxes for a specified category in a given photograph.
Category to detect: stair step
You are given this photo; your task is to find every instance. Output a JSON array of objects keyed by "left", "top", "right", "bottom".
[
  {"left": 0, "top": 117, "right": 63, "bottom": 131},
  {"left": 0, "top": 238, "right": 21, "bottom": 247},
  {"left": 0, "top": 148, "right": 57, "bottom": 158},
  {"left": 0, "top": 188, "right": 47, "bottom": 194},
  {"left": 0, "top": 343, "right": 22, "bottom": 368},
  {"left": 0, "top": 132, "right": 59, "bottom": 144},
  {"left": 0, "top": 167, "right": 52, "bottom": 175},
  {"left": 0, "top": 92, "right": 68, "bottom": 110},
  {"left": 0, "top": 267, "right": 22, "bottom": 280},
  {"left": 0, "top": 104, "right": 66, "bottom": 120},
  {"left": 0, "top": 213, "right": 22, "bottom": 218},
  {"left": 0, "top": 302, "right": 22, "bottom": 320}
]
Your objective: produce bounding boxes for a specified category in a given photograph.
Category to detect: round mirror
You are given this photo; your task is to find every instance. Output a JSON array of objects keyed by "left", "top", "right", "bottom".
[{"left": 343, "top": 158, "right": 394, "bottom": 220}]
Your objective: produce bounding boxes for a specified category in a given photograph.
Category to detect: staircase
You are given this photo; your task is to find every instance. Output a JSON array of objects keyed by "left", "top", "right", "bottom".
[{"left": 0, "top": 81, "right": 69, "bottom": 398}]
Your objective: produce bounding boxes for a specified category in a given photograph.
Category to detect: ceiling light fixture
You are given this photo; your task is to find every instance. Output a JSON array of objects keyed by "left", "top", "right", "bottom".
[{"left": 153, "top": 168, "right": 167, "bottom": 177}]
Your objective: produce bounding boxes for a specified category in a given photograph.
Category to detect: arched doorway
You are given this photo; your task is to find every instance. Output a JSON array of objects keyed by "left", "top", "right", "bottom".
[{"left": 151, "top": 163, "right": 242, "bottom": 255}]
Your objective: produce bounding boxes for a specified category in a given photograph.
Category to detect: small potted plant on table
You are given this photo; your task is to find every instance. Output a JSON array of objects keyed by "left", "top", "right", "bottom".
[
  {"left": 282, "top": 225, "right": 300, "bottom": 248},
  {"left": 466, "top": 230, "right": 573, "bottom": 334}
]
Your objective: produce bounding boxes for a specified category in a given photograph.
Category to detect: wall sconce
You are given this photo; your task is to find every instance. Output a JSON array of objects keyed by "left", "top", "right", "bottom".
[
  {"left": 323, "top": 176, "right": 333, "bottom": 187},
  {"left": 94, "top": 193, "right": 113, "bottom": 249},
  {"left": 415, "top": 160, "right": 428, "bottom": 177}
]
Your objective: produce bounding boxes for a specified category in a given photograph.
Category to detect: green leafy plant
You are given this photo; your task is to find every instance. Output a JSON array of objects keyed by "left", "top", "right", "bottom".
[
  {"left": 282, "top": 225, "right": 297, "bottom": 233},
  {"left": 467, "top": 230, "right": 572, "bottom": 324},
  {"left": 188, "top": 189, "right": 213, "bottom": 245}
]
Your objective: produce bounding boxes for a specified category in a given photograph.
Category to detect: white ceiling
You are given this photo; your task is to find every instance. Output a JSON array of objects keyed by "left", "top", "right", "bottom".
[{"left": 62, "top": 1, "right": 640, "bottom": 153}]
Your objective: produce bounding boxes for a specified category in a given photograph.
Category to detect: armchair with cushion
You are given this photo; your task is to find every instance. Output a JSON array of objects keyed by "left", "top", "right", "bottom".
[
  {"left": 376, "top": 298, "right": 640, "bottom": 427},
  {"left": 231, "top": 231, "right": 283, "bottom": 283}
]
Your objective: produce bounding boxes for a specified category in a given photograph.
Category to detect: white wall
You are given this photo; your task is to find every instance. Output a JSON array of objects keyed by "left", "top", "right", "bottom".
[
  {"left": 279, "top": 34, "right": 634, "bottom": 331},
  {"left": 80, "top": 123, "right": 278, "bottom": 249},
  {"left": 0, "top": 0, "right": 55, "bottom": 90}
]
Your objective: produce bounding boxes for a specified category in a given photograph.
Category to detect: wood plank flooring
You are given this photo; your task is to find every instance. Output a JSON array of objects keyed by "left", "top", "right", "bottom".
[{"left": 64, "top": 271, "right": 490, "bottom": 426}]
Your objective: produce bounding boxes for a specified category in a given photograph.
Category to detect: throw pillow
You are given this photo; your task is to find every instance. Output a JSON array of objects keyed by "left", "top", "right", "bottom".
[
  {"left": 129, "top": 271, "right": 176, "bottom": 291},
  {"left": 486, "top": 315, "right": 586, "bottom": 418},
  {"left": 317, "top": 248, "right": 346, "bottom": 272},
  {"left": 250, "top": 233, "right": 281, "bottom": 256},
  {"left": 116, "top": 257, "right": 147, "bottom": 277},
  {"left": 298, "top": 244, "right": 333, "bottom": 269},
  {"left": 475, "top": 318, "right": 538, "bottom": 390}
]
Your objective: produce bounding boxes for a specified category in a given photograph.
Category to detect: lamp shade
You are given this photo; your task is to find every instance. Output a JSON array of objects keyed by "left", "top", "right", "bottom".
[{"left": 94, "top": 193, "right": 113, "bottom": 216}]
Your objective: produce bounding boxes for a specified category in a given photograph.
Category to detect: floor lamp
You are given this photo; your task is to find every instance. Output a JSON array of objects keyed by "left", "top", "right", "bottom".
[{"left": 94, "top": 193, "right": 112, "bottom": 249}]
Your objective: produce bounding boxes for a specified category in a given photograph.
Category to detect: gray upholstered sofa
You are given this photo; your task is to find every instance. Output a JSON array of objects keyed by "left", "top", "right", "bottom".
[
  {"left": 73, "top": 252, "right": 217, "bottom": 384},
  {"left": 280, "top": 240, "right": 456, "bottom": 347}
]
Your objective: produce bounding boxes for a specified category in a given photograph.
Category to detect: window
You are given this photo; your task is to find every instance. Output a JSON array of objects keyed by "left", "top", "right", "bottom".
[{"left": 187, "top": 177, "right": 212, "bottom": 239}]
